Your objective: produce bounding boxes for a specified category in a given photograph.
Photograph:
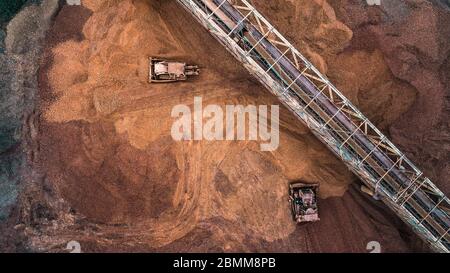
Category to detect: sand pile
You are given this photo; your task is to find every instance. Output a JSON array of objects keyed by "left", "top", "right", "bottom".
[
  {"left": 328, "top": 0, "right": 450, "bottom": 196},
  {"left": 20, "top": 0, "right": 423, "bottom": 252}
]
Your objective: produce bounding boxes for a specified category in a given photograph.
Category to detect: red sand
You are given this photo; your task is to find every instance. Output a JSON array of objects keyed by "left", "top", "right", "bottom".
[{"left": 7, "top": 0, "right": 448, "bottom": 252}]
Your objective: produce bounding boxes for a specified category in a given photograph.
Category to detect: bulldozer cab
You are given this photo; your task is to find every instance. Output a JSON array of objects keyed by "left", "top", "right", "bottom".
[
  {"left": 289, "top": 182, "right": 320, "bottom": 223},
  {"left": 154, "top": 62, "right": 170, "bottom": 75}
]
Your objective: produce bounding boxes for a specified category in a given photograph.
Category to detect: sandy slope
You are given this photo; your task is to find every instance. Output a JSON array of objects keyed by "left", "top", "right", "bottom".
[{"left": 16, "top": 0, "right": 435, "bottom": 252}]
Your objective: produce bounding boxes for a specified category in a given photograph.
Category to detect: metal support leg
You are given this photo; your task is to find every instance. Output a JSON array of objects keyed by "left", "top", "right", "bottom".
[
  {"left": 339, "top": 119, "right": 367, "bottom": 149},
  {"left": 374, "top": 156, "right": 404, "bottom": 189},
  {"left": 401, "top": 178, "right": 429, "bottom": 206},
  {"left": 228, "top": 9, "right": 254, "bottom": 36},
  {"left": 266, "top": 48, "right": 290, "bottom": 73},
  {"left": 395, "top": 172, "right": 423, "bottom": 203},
  {"left": 436, "top": 228, "right": 449, "bottom": 242},
  {"left": 281, "top": 69, "right": 307, "bottom": 96},
  {"left": 246, "top": 27, "right": 274, "bottom": 56},
  {"left": 358, "top": 137, "right": 385, "bottom": 167},
  {"left": 321, "top": 102, "right": 347, "bottom": 128},
  {"left": 302, "top": 84, "right": 327, "bottom": 111},
  {"left": 420, "top": 198, "right": 445, "bottom": 225},
  {"left": 208, "top": 0, "right": 228, "bottom": 19}
]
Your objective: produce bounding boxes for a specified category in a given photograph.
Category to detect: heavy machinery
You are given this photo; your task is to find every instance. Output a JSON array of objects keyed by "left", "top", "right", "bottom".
[
  {"left": 149, "top": 57, "right": 199, "bottom": 83},
  {"left": 176, "top": 0, "right": 450, "bottom": 252},
  {"left": 289, "top": 182, "right": 320, "bottom": 223}
]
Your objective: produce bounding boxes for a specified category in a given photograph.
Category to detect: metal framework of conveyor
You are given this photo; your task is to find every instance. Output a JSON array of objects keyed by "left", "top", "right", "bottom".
[{"left": 176, "top": 0, "right": 450, "bottom": 252}]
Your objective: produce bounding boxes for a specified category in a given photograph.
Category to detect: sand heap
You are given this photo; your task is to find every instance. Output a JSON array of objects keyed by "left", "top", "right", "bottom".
[{"left": 24, "top": 0, "right": 420, "bottom": 252}]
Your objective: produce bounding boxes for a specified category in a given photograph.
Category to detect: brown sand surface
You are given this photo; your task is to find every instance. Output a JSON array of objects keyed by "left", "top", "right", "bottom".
[{"left": 11, "top": 0, "right": 446, "bottom": 252}]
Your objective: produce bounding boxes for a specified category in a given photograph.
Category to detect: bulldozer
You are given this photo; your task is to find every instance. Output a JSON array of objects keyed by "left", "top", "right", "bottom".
[
  {"left": 289, "top": 182, "right": 320, "bottom": 223},
  {"left": 149, "top": 57, "right": 199, "bottom": 83}
]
